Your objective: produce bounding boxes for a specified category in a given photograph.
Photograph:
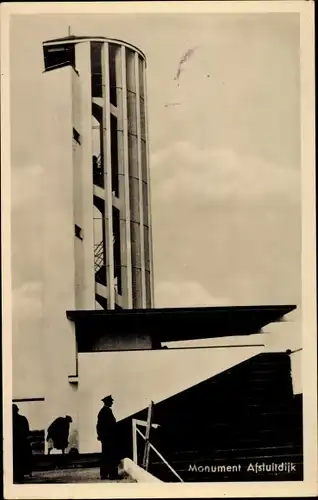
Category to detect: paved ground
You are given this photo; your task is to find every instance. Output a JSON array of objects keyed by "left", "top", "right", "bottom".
[{"left": 22, "top": 467, "right": 136, "bottom": 483}]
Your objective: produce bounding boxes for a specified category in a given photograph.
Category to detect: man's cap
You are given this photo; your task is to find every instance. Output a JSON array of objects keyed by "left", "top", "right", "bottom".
[{"left": 102, "top": 395, "right": 113, "bottom": 403}]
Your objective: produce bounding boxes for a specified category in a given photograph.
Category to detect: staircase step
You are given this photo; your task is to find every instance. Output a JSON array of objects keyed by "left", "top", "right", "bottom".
[
  {"left": 157, "top": 447, "right": 302, "bottom": 464},
  {"left": 171, "top": 444, "right": 302, "bottom": 458}
]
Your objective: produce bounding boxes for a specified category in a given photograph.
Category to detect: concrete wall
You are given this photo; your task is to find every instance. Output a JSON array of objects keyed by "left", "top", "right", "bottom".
[
  {"left": 92, "top": 333, "right": 152, "bottom": 351},
  {"left": 75, "top": 42, "right": 95, "bottom": 310},
  {"left": 42, "top": 66, "right": 79, "bottom": 448},
  {"left": 72, "top": 69, "right": 85, "bottom": 310},
  {"left": 78, "top": 345, "right": 263, "bottom": 453},
  {"left": 262, "top": 308, "right": 301, "bottom": 394},
  {"left": 12, "top": 400, "right": 45, "bottom": 432}
]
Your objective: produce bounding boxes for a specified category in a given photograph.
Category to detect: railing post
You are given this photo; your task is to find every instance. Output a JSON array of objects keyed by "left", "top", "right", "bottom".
[
  {"left": 142, "top": 401, "right": 154, "bottom": 471},
  {"left": 132, "top": 419, "right": 138, "bottom": 464}
]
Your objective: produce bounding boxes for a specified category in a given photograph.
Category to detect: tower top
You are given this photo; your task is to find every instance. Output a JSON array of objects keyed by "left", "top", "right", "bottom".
[{"left": 42, "top": 35, "right": 147, "bottom": 61}]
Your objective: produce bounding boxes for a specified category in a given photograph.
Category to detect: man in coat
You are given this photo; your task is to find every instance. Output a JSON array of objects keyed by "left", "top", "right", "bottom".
[
  {"left": 96, "top": 395, "right": 118, "bottom": 480},
  {"left": 12, "top": 404, "right": 32, "bottom": 482},
  {"left": 46, "top": 415, "right": 73, "bottom": 455}
]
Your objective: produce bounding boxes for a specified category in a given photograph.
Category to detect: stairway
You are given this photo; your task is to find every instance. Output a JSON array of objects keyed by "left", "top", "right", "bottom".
[{"left": 118, "top": 352, "right": 303, "bottom": 482}]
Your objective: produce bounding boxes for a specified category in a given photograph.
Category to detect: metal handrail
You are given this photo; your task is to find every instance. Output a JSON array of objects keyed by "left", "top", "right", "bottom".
[
  {"left": 142, "top": 401, "right": 154, "bottom": 470},
  {"left": 136, "top": 427, "right": 183, "bottom": 482}
]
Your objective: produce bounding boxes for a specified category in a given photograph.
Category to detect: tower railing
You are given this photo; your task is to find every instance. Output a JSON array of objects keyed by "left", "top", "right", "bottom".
[
  {"left": 132, "top": 409, "right": 183, "bottom": 482},
  {"left": 94, "top": 241, "right": 104, "bottom": 273}
]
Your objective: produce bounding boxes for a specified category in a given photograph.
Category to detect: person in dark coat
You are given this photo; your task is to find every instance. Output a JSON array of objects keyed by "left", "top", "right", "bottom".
[
  {"left": 12, "top": 404, "right": 32, "bottom": 482},
  {"left": 97, "top": 395, "right": 119, "bottom": 480},
  {"left": 46, "top": 415, "right": 73, "bottom": 455}
]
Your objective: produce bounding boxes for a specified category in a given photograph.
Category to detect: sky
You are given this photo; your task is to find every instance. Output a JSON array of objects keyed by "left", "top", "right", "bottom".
[{"left": 10, "top": 12, "right": 302, "bottom": 400}]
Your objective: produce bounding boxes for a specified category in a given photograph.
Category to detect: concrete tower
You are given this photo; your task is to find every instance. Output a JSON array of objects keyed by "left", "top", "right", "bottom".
[{"left": 42, "top": 35, "right": 154, "bottom": 312}]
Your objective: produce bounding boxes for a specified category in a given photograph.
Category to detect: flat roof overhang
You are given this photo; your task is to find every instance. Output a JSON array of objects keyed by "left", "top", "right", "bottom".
[{"left": 66, "top": 305, "right": 296, "bottom": 349}]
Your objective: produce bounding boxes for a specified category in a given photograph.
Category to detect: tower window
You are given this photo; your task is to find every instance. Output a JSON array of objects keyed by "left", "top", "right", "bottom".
[
  {"left": 111, "top": 114, "right": 119, "bottom": 197},
  {"left": 94, "top": 212, "right": 107, "bottom": 287},
  {"left": 109, "top": 44, "right": 118, "bottom": 106},
  {"left": 138, "top": 56, "right": 144, "bottom": 98},
  {"left": 93, "top": 155, "right": 104, "bottom": 189},
  {"left": 91, "top": 42, "right": 103, "bottom": 98},
  {"left": 73, "top": 127, "right": 81, "bottom": 144},
  {"left": 43, "top": 44, "right": 75, "bottom": 72},
  {"left": 112, "top": 207, "right": 122, "bottom": 295},
  {"left": 96, "top": 294, "right": 107, "bottom": 310},
  {"left": 92, "top": 103, "right": 105, "bottom": 189},
  {"left": 75, "top": 224, "right": 83, "bottom": 240}
]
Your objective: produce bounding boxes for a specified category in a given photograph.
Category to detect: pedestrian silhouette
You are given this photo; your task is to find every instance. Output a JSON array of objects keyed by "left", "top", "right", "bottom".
[
  {"left": 47, "top": 415, "right": 73, "bottom": 456},
  {"left": 97, "top": 395, "right": 119, "bottom": 480},
  {"left": 12, "top": 404, "right": 32, "bottom": 482}
]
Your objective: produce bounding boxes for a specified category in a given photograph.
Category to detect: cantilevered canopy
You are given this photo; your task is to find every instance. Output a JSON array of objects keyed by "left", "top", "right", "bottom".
[{"left": 66, "top": 305, "right": 296, "bottom": 350}]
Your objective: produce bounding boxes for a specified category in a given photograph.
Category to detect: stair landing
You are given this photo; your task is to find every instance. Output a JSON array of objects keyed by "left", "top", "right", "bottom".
[{"left": 22, "top": 467, "right": 136, "bottom": 483}]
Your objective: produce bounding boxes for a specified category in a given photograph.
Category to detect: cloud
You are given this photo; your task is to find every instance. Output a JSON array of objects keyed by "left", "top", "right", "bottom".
[
  {"left": 151, "top": 142, "right": 300, "bottom": 207},
  {"left": 155, "top": 281, "right": 230, "bottom": 308},
  {"left": 150, "top": 141, "right": 301, "bottom": 307}
]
